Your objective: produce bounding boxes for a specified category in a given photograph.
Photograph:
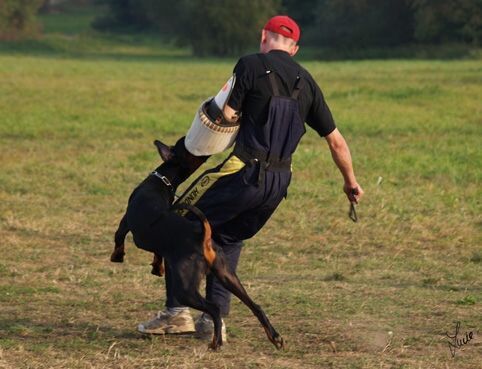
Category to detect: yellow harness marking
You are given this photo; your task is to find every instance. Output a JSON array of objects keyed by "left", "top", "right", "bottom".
[
  {"left": 175, "top": 157, "right": 244, "bottom": 265},
  {"left": 175, "top": 155, "right": 245, "bottom": 216}
]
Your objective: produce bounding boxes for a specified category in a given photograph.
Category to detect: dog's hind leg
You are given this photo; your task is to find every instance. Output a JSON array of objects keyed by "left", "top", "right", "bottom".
[
  {"left": 169, "top": 261, "right": 224, "bottom": 350},
  {"left": 210, "top": 253, "right": 284, "bottom": 350},
  {"left": 178, "top": 290, "right": 224, "bottom": 350},
  {"left": 111, "top": 214, "right": 129, "bottom": 263}
]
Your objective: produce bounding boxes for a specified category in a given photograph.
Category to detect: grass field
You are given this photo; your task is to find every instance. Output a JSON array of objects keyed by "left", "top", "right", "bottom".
[{"left": 1, "top": 6, "right": 482, "bottom": 369}]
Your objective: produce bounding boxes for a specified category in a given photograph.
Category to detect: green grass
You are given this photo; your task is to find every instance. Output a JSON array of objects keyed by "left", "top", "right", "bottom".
[{"left": 1, "top": 5, "right": 482, "bottom": 369}]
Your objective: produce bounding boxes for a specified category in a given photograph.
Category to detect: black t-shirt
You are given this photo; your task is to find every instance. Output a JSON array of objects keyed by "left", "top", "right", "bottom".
[{"left": 227, "top": 50, "right": 336, "bottom": 137}]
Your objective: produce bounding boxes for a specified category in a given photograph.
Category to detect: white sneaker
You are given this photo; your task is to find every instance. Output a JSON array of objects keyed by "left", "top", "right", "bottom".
[{"left": 137, "top": 309, "right": 195, "bottom": 334}]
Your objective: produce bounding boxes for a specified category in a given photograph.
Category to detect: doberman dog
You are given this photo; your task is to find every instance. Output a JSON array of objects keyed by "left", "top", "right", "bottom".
[{"left": 110, "top": 137, "right": 284, "bottom": 350}]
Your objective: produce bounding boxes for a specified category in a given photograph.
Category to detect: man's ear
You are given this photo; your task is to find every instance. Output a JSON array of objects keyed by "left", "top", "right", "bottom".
[
  {"left": 154, "top": 140, "right": 175, "bottom": 162},
  {"left": 289, "top": 45, "right": 299, "bottom": 56},
  {"left": 259, "top": 30, "right": 269, "bottom": 53}
]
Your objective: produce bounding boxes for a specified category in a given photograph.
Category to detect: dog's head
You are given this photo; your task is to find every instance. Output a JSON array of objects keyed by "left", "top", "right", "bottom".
[{"left": 154, "top": 137, "right": 209, "bottom": 177}]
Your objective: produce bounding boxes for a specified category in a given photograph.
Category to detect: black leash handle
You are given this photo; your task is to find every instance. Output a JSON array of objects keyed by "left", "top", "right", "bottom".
[{"left": 349, "top": 187, "right": 359, "bottom": 222}]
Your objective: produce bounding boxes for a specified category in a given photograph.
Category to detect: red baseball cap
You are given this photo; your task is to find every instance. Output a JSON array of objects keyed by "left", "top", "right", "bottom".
[{"left": 263, "top": 15, "right": 300, "bottom": 43}]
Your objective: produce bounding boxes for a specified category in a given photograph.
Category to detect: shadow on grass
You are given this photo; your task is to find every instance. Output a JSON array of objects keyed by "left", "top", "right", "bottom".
[{"left": 0, "top": 318, "right": 141, "bottom": 343}]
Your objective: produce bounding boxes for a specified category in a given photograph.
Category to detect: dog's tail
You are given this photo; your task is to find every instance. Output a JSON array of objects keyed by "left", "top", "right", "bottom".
[{"left": 169, "top": 203, "right": 216, "bottom": 267}]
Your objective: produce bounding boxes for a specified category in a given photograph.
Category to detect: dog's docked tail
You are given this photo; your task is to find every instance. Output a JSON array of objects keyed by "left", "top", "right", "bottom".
[{"left": 169, "top": 203, "right": 216, "bottom": 267}]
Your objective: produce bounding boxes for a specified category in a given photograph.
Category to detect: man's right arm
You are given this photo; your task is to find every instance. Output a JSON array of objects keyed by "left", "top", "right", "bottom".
[{"left": 324, "top": 128, "right": 364, "bottom": 203}]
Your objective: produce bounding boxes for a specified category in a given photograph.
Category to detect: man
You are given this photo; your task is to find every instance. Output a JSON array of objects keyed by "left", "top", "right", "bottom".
[{"left": 137, "top": 15, "right": 364, "bottom": 341}]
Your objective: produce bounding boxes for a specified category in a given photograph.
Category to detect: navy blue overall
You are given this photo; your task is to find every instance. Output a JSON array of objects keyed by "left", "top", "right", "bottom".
[{"left": 166, "top": 55, "right": 307, "bottom": 316}]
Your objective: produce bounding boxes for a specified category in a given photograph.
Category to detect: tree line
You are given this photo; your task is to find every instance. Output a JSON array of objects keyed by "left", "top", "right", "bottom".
[
  {"left": 0, "top": 0, "right": 44, "bottom": 41},
  {"left": 93, "top": 0, "right": 482, "bottom": 55},
  {"left": 1, "top": 0, "right": 481, "bottom": 56}
]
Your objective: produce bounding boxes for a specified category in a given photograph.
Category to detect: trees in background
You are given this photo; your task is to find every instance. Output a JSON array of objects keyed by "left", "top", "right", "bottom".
[
  {"left": 408, "top": 0, "right": 482, "bottom": 46},
  {"left": 282, "top": 0, "right": 481, "bottom": 48},
  {"left": 5, "top": 0, "right": 477, "bottom": 54},
  {"left": 91, "top": 0, "right": 481, "bottom": 55},
  {"left": 142, "top": 0, "right": 281, "bottom": 57},
  {"left": 90, "top": 0, "right": 150, "bottom": 31},
  {"left": 0, "top": 0, "right": 44, "bottom": 40},
  {"left": 92, "top": 0, "right": 280, "bottom": 56},
  {"left": 304, "top": 0, "right": 415, "bottom": 48}
]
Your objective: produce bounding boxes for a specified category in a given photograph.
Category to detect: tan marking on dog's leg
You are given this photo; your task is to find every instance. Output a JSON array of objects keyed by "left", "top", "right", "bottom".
[
  {"left": 202, "top": 219, "right": 216, "bottom": 266},
  {"left": 150, "top": 254, "right": 164, "bottom": 277}
]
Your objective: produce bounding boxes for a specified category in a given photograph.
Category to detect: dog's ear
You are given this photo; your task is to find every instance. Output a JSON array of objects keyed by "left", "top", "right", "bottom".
[{"left": 154, "top": 140, "right": 175, "bottom": 162}]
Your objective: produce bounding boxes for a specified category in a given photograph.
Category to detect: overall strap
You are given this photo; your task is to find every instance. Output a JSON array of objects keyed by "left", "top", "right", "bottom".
[
  {"left": 258, "top": 53, "right": 280, "bottom": 96},
  {"left": 291, "top": 74, "right": 305, "bottom": 99},
  {"left": 258, "top": 53, "right": 305, "bottom": 99}
]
